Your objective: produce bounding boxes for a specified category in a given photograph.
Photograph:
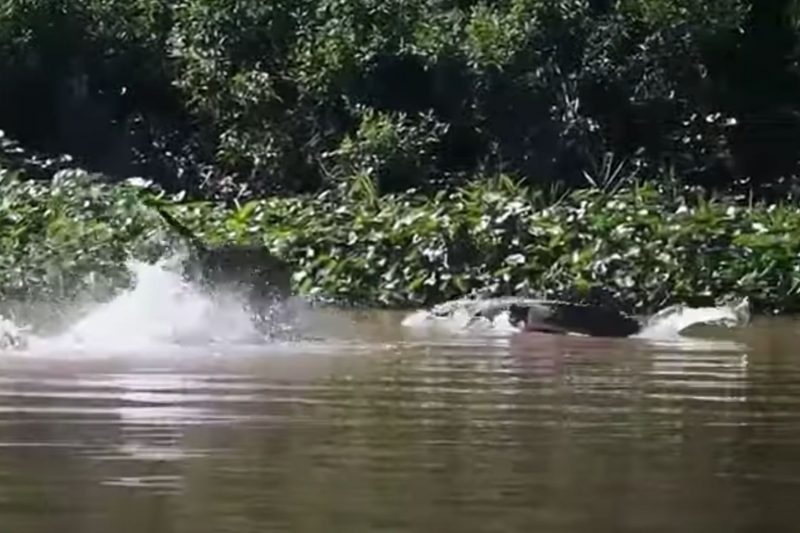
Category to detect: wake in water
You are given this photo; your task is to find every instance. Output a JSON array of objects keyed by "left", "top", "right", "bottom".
[
  {"left": 402, "top": 296, "right": 751, "bottom": 341},
  {"left": 0, "top": 259, "right": 322, "bottom": 355},
  {"left": 636, "top": 299, "right": 750, "bottom": 339},
  {"left": 0, "top": 257, "right": 752, "bottom": 354},
  {"left": 45, "top": 260, "right": 270, "bottom": 351}
]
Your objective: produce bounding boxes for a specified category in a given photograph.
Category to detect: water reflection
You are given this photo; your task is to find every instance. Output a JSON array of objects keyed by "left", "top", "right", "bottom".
[{"left": 0, "top": 315, "right": 798, "bottom": 532}]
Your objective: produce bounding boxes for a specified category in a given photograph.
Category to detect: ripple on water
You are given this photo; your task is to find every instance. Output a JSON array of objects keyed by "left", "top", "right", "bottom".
[{"left": 0, "top": 276, "right": 798, "bottom": 531}]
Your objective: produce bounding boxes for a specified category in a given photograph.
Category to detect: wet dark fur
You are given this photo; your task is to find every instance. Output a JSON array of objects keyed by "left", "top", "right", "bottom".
[{"left": 153, "top": 205, "right": 292, "bottom": 319}]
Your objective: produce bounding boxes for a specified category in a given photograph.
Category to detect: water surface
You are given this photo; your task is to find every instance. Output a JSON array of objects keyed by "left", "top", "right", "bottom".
[{"left": 0, "top": 265, "right": 798, "bottom": 532}]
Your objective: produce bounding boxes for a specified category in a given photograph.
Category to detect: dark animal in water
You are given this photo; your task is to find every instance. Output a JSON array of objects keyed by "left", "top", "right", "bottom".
[
  {"left": 431, "top": 296, "right": 751, "bottom": 338},
  {"left": 455, "top": 297, "right": 642, "bottom": 337},
  {"left": 152, "top": 205, "right": 293, "bottom": 321},
  {"left": 505, "top": 300, "right": 642, "bottom": 337},
  {"left": 477, "top": 298, "right": 750, "bottom": 337}
]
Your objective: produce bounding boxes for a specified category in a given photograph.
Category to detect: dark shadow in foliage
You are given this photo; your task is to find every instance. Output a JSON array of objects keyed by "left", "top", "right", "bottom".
[
  {"left": 351, "top": 53, "right": 486, "bottom": 188},
  {"left": 0, "top": 0, "right": 204, "bottom": 193},
  {"left": 2, "top": 0, "right": 800, "bottom": 200},
  {"left": 718, "top": 0, "right": 800, "bottom": 192}
]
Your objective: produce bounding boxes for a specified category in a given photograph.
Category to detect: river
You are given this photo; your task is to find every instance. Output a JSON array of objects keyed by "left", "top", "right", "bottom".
[{"left": 0, "top": 263, "right": 798, "bottom": 532}]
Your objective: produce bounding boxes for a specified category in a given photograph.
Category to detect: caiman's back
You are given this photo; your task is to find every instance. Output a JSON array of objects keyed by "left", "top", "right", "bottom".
[{"left": 515, "top": 301, "right": 642, "bottom": 337}]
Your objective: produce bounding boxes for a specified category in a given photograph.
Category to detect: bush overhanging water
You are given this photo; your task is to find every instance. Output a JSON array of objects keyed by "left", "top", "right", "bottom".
[{"left": 1, "top": 168, "right": 798, "bottom": 315}]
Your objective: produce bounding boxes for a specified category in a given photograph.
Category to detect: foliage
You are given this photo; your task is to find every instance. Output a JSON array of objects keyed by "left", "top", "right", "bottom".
[
  {"left": 324, "top": 108, "right": 449, "bottom": 192},
  {"left": 0, "top": 0, "right": 195, "bottom": 189},
  {"left": 245, "top": 178, "right": 800, "bottom": 314},
  {"left": 0, "top": 168, "right": 169, "bottom": 304},
  {"left": 7, "top": 0, "right": 800, "bottom": 199},
  {"left": 2, "top": 169, "right": 800, "bottom": 316}
]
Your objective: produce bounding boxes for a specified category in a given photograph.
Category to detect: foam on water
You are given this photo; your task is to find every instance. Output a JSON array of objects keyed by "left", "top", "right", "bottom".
[
  {"left": 46, "top": 261, "right": 268, "bottom": 351},
  {"left": 0, "top": 313, "right": 28, "bottom": 350},
  {"left": 402, "top": 296, "right": 751, "bottom": 342},
  {"left": 0, "top": 259, "right": 285, "bottom": 356},
  {"left": 0, "top": 258, "right": 752, "bottom": 357},
  {"left": 636, "top": 299, "right": 750, "bottom": 340},
  {"left": 401, "top": 306, "right": 517, "bottom": 336}
]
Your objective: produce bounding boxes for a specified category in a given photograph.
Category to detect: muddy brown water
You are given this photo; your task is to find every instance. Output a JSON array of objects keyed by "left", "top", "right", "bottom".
[{"left": 0, "top": 312, "right": 798, "bottom": 533}]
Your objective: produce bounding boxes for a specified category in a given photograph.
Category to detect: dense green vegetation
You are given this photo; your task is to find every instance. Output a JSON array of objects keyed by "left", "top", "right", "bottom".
[
  {"left": 1, "top": 169, "right": 799, "bottom": 315},
  {"left": 2, "top": 0, "right": 800, "bottom": 315},
  {"left": 2, "top": 0, "right": 800, "bottom": 198}
]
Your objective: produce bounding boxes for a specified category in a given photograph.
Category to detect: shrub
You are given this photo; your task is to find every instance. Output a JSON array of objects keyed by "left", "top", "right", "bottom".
[
  {"left": 5, "top": 0, "right": 800, "bottom": 199},
  {"left": 3, "top": 167, "right": 799, "bottom": 315},
  {"left": 324, "top": 108, "right": 449, "bottom": 193}
]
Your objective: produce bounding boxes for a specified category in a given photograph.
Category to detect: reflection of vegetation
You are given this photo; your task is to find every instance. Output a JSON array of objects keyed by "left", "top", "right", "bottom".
[{"left": 2, "top": 170, "right": 799, "bottom": 314}]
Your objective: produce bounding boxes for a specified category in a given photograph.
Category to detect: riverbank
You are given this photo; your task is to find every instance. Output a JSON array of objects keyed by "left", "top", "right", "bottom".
[{"left": 1, "top": 168, "right": 798, "bottom": 315}]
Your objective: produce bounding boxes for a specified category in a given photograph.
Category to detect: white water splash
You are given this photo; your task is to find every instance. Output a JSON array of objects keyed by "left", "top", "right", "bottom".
[
  {"left": 635, "top": 298, "right": 750, "bottom": 339},
  {"left": 403, "top": 296, "right": 751, "bottom": 341},
  {"left": 46, "top": 261, "right": 268, "bottom": 351},
  {"left": 0, "top": 260, "right": 288, "bottom": 355},
  {"left": 0, "top": 260, "right": 753, "bottom": 355},
  {"left": 401, "top": 297, "right": 519, "bottom": 335},
  {"left": 0, "top": 313, "right": 28, "bottom": 350}
]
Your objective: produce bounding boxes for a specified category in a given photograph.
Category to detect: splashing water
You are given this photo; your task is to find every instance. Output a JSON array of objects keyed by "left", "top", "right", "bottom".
[
  {"left": 401, "top": 297, "right": 521, "bottom": 335},
  {"left": 0, "top": 258, "right": 752, "bottom": 356},
  {"left": 46, "top": 261, "right": 269, "bottom": 351},
  {"left": 0, "top": 260, "right": 295, "bottom": 355},
  {"left": 402, "top": 296, "right": 751, "bottom": 341},
  {"left": 0, "top": 313, "right": 28, "bottom": 350},
  {"left": 635, "top": 298, "right": 751, "bottom": 339}
]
